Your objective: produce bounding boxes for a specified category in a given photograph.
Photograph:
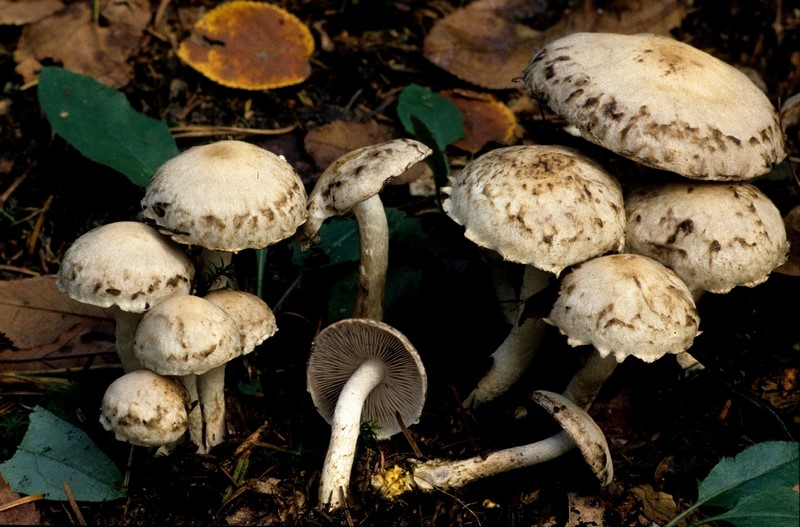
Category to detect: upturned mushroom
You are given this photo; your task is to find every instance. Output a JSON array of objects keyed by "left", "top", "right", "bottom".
[
  {"left": 141, "top": 140, "right": 308, "bottom": 290},
  {"left": 521, "top": 32, "right": 786, "bottom": 181},
  {"left": 544, "top": 253, "right": 701, "bottom": 409},
  {"left": 306, "top": 318, "right": 427, "bottom": 511},
  {"left": 99, "top": 369, "right": 189, "bottom": 451},
  {"left": 56, "top": 221, "right": 195, "bottom": 372},
  {"left": 297, "top": 138, "right": 432, "bottom": 320},
  {"left": 442, "top": 144, "right": 626, "bottom": 408},
  {"left": 372, "top": 390, "right": 612, "bottom": 494}
]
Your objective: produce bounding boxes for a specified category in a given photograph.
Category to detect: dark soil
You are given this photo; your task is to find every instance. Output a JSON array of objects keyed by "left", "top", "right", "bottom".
[{"left": 1, "top": 1, "right": 798, "bottom": 526}]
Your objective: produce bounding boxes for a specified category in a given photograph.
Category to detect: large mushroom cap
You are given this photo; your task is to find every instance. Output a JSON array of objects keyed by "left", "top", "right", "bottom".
[
  {"left": 56, "top": 221, "right": 195, "bottom": 313},
  {"left": 99, "top": 370, "right": 189, "bottom": 447},
  {"left": 306, "top": 318, "right": 427, "bottom": 440},
  {"left": 133, "top": 294, "right": 242, "bottom": 376},
  {"left": 141, "top": 140, "right": 308, "bottom": 252},
  {"left": 545, "top": 253, "right": 700, "bottom": 363},
  {"left": 442, "top": 144, "right": 625, "bottom": 275},
  {"left": 522, "top": 32, "right": 786, "bottom": 181},
  {"left": 624, "top": 181, "right": 789, "bottom": 294},
  {"left": 204, "top": 288, "right": 277, "bottom": 354}
]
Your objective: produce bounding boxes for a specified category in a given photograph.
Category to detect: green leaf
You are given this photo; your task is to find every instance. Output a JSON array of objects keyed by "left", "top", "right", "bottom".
[
  {"left": 0, "top": 406, "right": 124, "bottom": 501},
  {"left": 396, "top": 83, "right": 464, "bottom": 152},
  {"left": 692, "top": 487, "right": 800, "bottom": 527},
  {"left": 37, "top": 66, "right": 179, "bottom": 187}
]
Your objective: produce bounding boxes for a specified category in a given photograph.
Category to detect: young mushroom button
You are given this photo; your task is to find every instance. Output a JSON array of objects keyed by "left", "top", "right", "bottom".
[
  {"left": 56, "top": 221, "right": 195, "bottom": 372},
  {"left": 306, "top": 318, "right": 427, "bottom": 511},
  {"left": 521, "top": 32, "right": 786, "bottom": 180},
  {"left": 297, "top": 138, "right": 432, "bottom": 320}
]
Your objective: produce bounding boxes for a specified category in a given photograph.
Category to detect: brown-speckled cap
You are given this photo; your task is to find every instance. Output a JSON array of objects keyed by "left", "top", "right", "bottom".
[
  {"left": 204, "top": 288, "right": 277, "bottom": 355},
  {"left": 141, "top": 140, "right": 308, "bottom": 252},
  {"left": 545, "top": 253, "right": 700, "bottom": 363},
  {"left": 522, "top": 32, "right": 786, "bottom": 180},
  {"left": 56, "top": 221, "right": 195, "bottom": 313},
  {"left": 624, "top": 181, "right": 789, "bottom": 293},
  {"left": 306, "top": 318, "right": 427, "bottom": 440},
  {"left": 442, "top": 145, "right": 625, "bottom": 275}
]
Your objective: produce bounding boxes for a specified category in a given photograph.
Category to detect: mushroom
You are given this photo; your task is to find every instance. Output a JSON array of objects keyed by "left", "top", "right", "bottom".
[
  {"left": 624, "top": 181, "right": 789, "bottom": 301},
  {"left": 297, "top": 138, "right": 432, "bottom": 320},
  {"left": 373, "top": 390, "right": 612, "bottom": 494},
  {"left": 99, "top": 369, "right": 189, "bottom": 450},
  {"left": 544, "top": 253, "right": 701, "bottom": 409},
  {"left": 442, "top": 144, "right": 626, "bottom": 408},
  {"left": 56, "top": 221, "right": 195, "bottom": 372},
  {"left": 521, "top": 32, "right": 786, "bottom": 181},
  {"left": 306, "top": 318, "right": 427, "bottom": 511},
  {"left": 133, "top": 294, "right": 243, "bottom": 453},
  {"left": 141, "top": 140, "right": 308, "bottom": 290}
]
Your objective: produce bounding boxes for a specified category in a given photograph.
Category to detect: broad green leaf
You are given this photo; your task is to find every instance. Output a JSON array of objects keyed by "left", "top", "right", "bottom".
[
  {"left": 396, "top": 83, "right": 464, "bottom": 152},
  {"left": 0, "top": 406, "right": 124, "bottom": 501},
  {"left": 37, "top": 66, "right": 179, "bottom": 187},
  {"left": 692, "top": 487, "right": 799, "bottom": 527},
  {"left": 697, "top": 441, "right": 799, "bottom": 509}
]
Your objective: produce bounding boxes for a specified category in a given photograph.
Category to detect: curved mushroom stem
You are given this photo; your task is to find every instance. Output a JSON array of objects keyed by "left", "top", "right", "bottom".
[
  {"left": 411, "top": 430, "right": 575, "bottom": 491},
  {"left": 464, "top": 265, "right": 550, "bottom": 408},
  {"left": 198, "top": 364, "right": 227, "bottom": 451},
  {"left": 352, "top": 195, "right": 389, "bottom": 320},
  {"left": 562, "top": 350, "right": 619, "bottom": 410},
  {"left": 319, "top": 357, "right": 387, "bottom": 511},
  {"left": 177, "top": 374, "right": 205, "bottom": 453},
  {"left": 114, "top": 309, "right": 145, "bottom": 372}
]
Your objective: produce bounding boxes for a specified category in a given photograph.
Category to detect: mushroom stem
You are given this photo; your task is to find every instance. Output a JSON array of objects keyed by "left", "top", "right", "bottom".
[
  {"left": 464, "top": 265, "right": 549, "bottom": 408},
  {"left": 177, "top": 374, "right": 204, "bottom": 453},
  {"left": 411, "top": 430, "right": 575, "bottom": 491},
  {"left": 197, "top": 365, "right": 227, "bottom": 451},
  {"left": 352, "top": 195, "right": 389, "bottom": 320},
  {"left": 114, "top": 309, "right": 145, "bottom": 372},
  {"left": 319, "top": 357, "right": 387, "bottom": 510},
  {"left": 562, "top": 350, "right": 619, "bottom": 410},
  {"left": 200, "top": 248, "right": 235, "bottom": 291}
]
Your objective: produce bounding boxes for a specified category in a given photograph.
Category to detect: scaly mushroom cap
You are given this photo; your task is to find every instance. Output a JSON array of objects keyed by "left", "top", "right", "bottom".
[
  {"left": 204, "top": 288, "right": 277, "bottom": 354},
  {"left": 545, "top": 253, "right": 700, "bottom": 363},
  {"left": 133, "top": 295, "right": 242, "bottom": 376},
  {"left": 56, "top": 221, "right": 194, "bottom": 313},
  {"left": 522, "top": 32, "right": 786, "bottom": 180},
  {"left": 624, "top": 182, "right": 789, "bottom": 293},
  {"left": 141, "top": 140, "right": 308, "bottom": 252},
  {"left": 300, "top": 138, "right": 432, "bottom": 247},
  {"left": 99, "top": 370, "right": 189, "bottom": 447},
  {"left": 442, "top": 145, "right": 625, "bottom": 275},
  {"left": 306, "top": 318, "right": 427, "bottom": 440}
]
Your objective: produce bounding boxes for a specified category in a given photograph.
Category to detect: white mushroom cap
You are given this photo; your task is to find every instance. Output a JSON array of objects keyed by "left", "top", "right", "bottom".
[
  {"left": 442, "top": 144, "right": 625, "bottom": 275},
  {"left": 133, "top": 294, "right": 242, "bottom": 376},
  {"left": 56, "top": 221, "right": 194, "bottom": 313},
  {"left": 624, "top": 181, "right": 789, "bottom": 294},
  {"left": 204, "top": 288, "right": 277, "bottom": 354},
  {"left": 99, "top": 370, "right": 188, "bottom": 447},
  {"left": 141, "top": 140, "right": 308, "bottom": 252},
  {"left": 522, "top": 32, "right": 786, "bottom": 180},
  {"left": 545, "top": 253, "right": 700, "bottom": 363},
  {"left": 307, "top": 318, "right": 427, "bottom": 440}
]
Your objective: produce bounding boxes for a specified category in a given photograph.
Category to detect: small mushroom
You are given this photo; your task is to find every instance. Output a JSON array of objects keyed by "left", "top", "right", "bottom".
[
  {"left": 545, "top": 254, "right": 701, "bottom": 409},
  {"left": 297, "top": 138, "right": 432, "bottom": 320},
  {"left": 521, "top": 32, "right": 786, "bottom": 181},
  {"left": 99, "top": 369, "right": 189, "bottom": 450},
  {"left": 374, "top": 390, "right": 612, "bottom": 494},
  {"left": 442, "top": 145, "right": 626, "bottom": 408},
  {"left": 133, "top": 294, "right": 243, "bottom": 453},
  {"left": 141, "top": 140, "right": 308, "bottom": 290},
  {"left": 306, "top": 318, "right": 427, "bottom": 511},
  {"left": 56, "top": 221, "right": 195, "bottom": 372}
]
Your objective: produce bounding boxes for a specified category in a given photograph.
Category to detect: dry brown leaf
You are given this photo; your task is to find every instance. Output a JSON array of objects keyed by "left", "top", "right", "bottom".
[
  {"left": 441, "top": 89, "right": 520, "bottom": 153},
  {"left": 423, "top": 0, "right": 686, "bottom": 90},
  {"left": 0, "top": 0, "right": 63, "bottom": 25},
  {"left": 0, "top": 475, "right": 41, "bottom": 526},
  {"left": 629, "top": 484, "right": 679, "bottom": 525},
  {"left": 566, "top": 492, "right": 608, "bottom": 526},
  {"left": 13, "top": 0, "right": 150, "bottom": 88},
  {"left": 0, "top": 275, "right": 117, "bottom": 372}
]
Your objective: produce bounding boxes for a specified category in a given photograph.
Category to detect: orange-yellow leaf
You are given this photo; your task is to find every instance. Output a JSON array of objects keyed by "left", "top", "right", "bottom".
[{"left": 441, "top": 89, "right": 519, "bottom": 153}]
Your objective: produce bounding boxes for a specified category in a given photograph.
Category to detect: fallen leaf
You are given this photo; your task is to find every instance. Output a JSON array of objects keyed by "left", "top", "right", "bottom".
[
  {"left": 0, "top": 475, "right": 41, "bottom": 526},
  {"left": 629, "top": 484, "right": 680, "bottom": 525},
  {"left": 441, "top": 89, "right": 520, "bottom": 153},
  {"left": 423, "top": 0, "right": 686, "bottom": 90},
  {"left": 566, "top": 492, "right": 609, "bottom": 526},
  {"left": 13, "top": 0, "right": 150, "bottom": 88},
  {"left": 0, "top": 0, "right": 63, "bottom": 25},
  {"left": 0, "top": 276, "right": 117, "bottom": 372}
]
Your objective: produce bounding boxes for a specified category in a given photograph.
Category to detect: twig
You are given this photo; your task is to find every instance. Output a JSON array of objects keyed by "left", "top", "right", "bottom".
[
  {"left": 63, "top": 481, "right": 87, "bottom": 526},
  {"left": 0, "top": 493, "right": 45, "bottom": 513},
  {"left": 170, "top": 124, "right": 297, "bottom": 139},
  {"left": 0, "top": 264, "right": 40, "bottom": 276}
]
